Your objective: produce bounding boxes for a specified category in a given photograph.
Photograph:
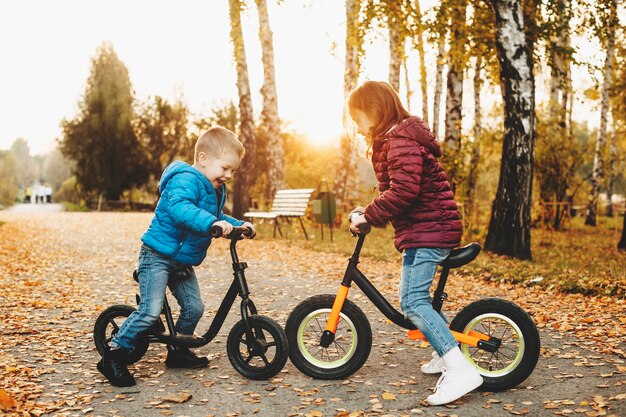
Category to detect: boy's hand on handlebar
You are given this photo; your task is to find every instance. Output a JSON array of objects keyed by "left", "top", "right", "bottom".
[
  {"left": 241, "top": 222, "right": 256, "bottom": 238},
  {"left": 212, "top": 221, "right": 233, "bottom": 238}
]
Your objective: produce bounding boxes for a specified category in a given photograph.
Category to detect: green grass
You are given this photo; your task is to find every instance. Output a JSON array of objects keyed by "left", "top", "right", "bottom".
[{"left": 61, "top": 201, "right": 89, "bottom": 212}]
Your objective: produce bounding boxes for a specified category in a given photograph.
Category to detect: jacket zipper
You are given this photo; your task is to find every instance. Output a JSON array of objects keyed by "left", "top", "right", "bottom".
[{"left": 173, "top": 231, "right": 187, "bottom": 257}]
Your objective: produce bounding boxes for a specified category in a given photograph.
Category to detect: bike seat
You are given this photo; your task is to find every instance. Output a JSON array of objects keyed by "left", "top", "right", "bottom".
[
  {"left": 132, "top": 268, "right": 190, "bottom": 283},
  {"left": 442, "top": 243, "right": 481, "bottom": 269}
]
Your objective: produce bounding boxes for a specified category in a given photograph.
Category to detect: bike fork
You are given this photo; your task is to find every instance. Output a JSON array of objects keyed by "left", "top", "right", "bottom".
[{"left": 320, "top": 284, "right": 350, "bottom": 347}]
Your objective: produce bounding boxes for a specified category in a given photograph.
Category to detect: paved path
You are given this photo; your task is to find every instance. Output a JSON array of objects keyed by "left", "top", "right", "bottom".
[
  {"left": 0, "top": 212, "right": 623, "bottom": 417},
  {"left": 4, "top": 203, "right": 64, "bottom": 214}
]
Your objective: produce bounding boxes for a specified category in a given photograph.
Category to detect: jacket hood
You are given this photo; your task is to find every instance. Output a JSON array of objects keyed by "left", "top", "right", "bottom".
[
  {"left": 159, "top": 161, "right": 213, "bottom": 194},
  {"left": 386, "top": 116, "right": 442, "bottom": 157}
]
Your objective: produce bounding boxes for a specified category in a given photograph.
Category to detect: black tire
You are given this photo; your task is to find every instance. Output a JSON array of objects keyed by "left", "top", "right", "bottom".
[
  {"left": 227, "top": 315, "right": 289, "bottom": 380},
  {"left": 450, "top": 298, "right": 541, "bottom": 392},
  {"left": 285, "top": 294, "right": 372, "bottom": 380},
  {"left": 93, "top": 305, "right": 150, "bottom": 365}
]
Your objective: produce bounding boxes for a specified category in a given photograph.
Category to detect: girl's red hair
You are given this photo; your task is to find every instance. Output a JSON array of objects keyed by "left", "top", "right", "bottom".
[{"left": 348, "top": 81, "right": 411, "bottom": 142}]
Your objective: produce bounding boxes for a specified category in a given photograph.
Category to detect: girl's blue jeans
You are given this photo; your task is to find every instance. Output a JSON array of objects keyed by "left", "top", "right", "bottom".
[
  {"left": 111, "top": 244, "right": 205, "bottom": 350},
  {"left": 399, "top": 247, "right": 458, "bottom": 357}
]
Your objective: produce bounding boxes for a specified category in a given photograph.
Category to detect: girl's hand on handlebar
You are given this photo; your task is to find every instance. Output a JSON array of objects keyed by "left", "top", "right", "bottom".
[
  {"left": 212, "top": 221, "right": 233, "bottom": 238},
  {"left": 349, "top": 213, "right": 369, "bottom": 234},
  {"left": 241, "top": 222, "right": 256, "bottom": 239}
]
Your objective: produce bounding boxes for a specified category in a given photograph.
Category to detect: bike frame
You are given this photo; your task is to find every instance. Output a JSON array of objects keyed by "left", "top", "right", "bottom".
[
  {"left": 322, "top": 233, "right": 497, "bottom": 352},
  {"left": 145, "top": 233, "right": 258, "bottom": 349}
]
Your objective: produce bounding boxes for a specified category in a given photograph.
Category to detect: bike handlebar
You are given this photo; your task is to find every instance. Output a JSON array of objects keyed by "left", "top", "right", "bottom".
[
  {"left": 357, "top": 223, "right": 371, "bottom": 234},
  {"left": 210, "top": 225, "right": 255, "bottom": 239}
]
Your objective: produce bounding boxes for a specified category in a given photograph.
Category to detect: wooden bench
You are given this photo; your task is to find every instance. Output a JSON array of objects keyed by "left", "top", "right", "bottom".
[{"left": 244, "top": 188, "right": 315, "bottom": 239}]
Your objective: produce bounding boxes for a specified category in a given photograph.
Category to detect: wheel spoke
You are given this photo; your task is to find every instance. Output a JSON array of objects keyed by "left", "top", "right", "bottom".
[{"left": 108, "top": 319, "right": 120, "bottom": 332}]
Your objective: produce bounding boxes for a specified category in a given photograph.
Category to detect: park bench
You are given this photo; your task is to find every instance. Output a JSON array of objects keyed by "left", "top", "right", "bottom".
[{"left": 244, "top": 188, "right": 315, "bottom": 239}]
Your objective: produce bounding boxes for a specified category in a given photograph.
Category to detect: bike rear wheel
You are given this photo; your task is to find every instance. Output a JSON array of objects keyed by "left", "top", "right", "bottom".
[
  {"left": 93, "top": 305, "right": 150, "bottom": 365},
  {"left": 286, "top": 295, "right": 372, "bottom": 380},
  {"left": 450, "top": 298, "right": 540, "bottom": 392}
]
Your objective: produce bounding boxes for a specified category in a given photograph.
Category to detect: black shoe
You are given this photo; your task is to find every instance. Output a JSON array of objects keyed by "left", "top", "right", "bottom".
[
  {"left": 165, "top": 346, "right": 209, "bottom": 369},
  {"left": 97, "top": 348, "right": 136, "bottom": 387}
]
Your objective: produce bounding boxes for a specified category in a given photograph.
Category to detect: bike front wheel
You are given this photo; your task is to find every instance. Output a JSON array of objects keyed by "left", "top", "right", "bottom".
[
  {"left": 286, "top": 295, "right": 372, "bottom": 380},
  {"left": 450, "top": 298, "right": 541, "bottom": 392},
  {"left": 227, "top": 315, "right": 289, "bottom": 380}
]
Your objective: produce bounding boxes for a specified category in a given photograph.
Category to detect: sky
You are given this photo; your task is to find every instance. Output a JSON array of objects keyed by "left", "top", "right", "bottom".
[{"left": 0, "top": 0, "right": 606, "bottom": 155}]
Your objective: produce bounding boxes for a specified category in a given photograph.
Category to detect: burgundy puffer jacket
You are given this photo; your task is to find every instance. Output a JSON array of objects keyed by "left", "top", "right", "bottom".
[{"left": 363, "top": 116, "right": 462, "bottom": 251}]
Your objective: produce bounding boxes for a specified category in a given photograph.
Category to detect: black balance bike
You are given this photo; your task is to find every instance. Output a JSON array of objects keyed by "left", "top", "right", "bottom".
[
  {"left": 94, "top": 225, "right": 289, "bottom": 380},
  {"left": 286, "top": 226, "right": 540, "bottom": 392}
]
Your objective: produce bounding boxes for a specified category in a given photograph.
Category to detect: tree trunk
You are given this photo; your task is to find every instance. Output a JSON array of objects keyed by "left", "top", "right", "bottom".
[
  {"left": 441, "top": 0, "right": 467, "bottom": 194},
  {"left": 618, "top": 206, "right": 626, "bottom": 251},
  {"left": 335, "top": 0, "right": 363, "bottom": 212},
  {"left": 484, "top": 0, "right": 536, "bottom": 260},
  {"left": 465, "top": 55, "right": 483, "bottom": 212},
  {"left": 586, "top": 3, "right": 615, "bottom": 226},
  {"left": 255, "top": 0, "right": 284, "bottom": 203},
  {"left": 606, "top": 132, "right": 616, "bottom": 217},
  {"left": 388, "top": 3, "right": 403, "bottom": 93},
  {"left": 413, "top": 0, "right": 429, "bottom": 124},
  {"left": 229, "top": 0, "right": 256, "bottom": 218},
  {"left": 432, "top": 35, "right": 446, "bottom": 139},
  {"left": 403, "top": 58, "right": 412, "bottom": 111}
]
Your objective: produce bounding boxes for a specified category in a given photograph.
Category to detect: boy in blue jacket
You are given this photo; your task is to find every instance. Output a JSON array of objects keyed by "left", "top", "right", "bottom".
[{"left": 98, "top": 126, "right": 255, "bottom": 387}]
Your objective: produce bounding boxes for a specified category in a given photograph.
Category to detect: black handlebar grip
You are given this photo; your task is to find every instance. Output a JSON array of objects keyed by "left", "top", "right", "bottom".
[
  {"left": 210, "top": 225, "right": 254, "bottom": 239},
  {"left": 359, "top": 223, "right": 372, "bottom": 234},
  {"left": 209, "top": 225, "right": 223, "bottom": 238}
]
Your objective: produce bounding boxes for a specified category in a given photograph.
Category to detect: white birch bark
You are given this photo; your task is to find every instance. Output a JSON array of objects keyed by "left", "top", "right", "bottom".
[
  {"left": 388, "top": 20, "right": 402, "bottom": 92},
  {"left": 335, "top": 0, "right": 362, "bottom": 211},
  {"left": 586, "top": 8, "right": 615, "bottom": 226},
  {"left": 465, "top": 55, "right": 483, "bottom": 210},
  {"left": 484, "top": 0, "right": 535, "bottom": 260},
  {"left": 413, "top": 0, "right": 429, "bottom": 124},
  {"left": 442, "top": 0, "right": 467, "bottom": 193},
  {"left": 255, "top": 0, "right": 284, "bottom": 202},
  {"left": 432, "top": 36, "right": 446, "bottom": 139},
  {"left": 229, "top": 0, "right": 256, "bottom": 218}
]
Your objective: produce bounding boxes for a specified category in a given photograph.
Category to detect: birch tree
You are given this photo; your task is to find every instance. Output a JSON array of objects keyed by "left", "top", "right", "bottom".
[
  {"left": 255, "top": 0, "right": 284, "bottom": 203},
  {"left": 586, "top": 0, "right": 618, "bottom": 226},
  {"left": 335, "top": 0, "right": 365, "bottom": 211},
  {"left": 432, "top": 36, "right": 446, "bottom": 138},
  {"left": 409, "top": 0, "right": 429, "bottom": 124},
  {"left": 387, "top": 1, "right": 404, "bottom": 92},
  {"left": 229, "top": 0, "right": 257, "bottom": 218},
  {"left": 484, "top": 0, "right": 536, "bottom": 260},
  {"left": 441, "top": 0, "right": 467, "bottom": 193},
  {"left": 464, "top": 0, "right": 497, "bottom": 212}
]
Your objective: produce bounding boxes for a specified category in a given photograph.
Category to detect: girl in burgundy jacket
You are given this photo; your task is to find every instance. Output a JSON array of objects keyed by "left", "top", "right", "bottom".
[{"left": 347, "top": 81, "right": 482, "bottom": 406}]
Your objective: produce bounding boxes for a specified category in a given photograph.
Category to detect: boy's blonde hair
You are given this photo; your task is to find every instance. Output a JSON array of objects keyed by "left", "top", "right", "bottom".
[{"left": 194, "top": 126, "right": 245, "bottom": 162}]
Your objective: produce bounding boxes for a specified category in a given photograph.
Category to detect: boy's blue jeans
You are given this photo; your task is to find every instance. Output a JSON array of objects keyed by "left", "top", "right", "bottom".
[
  {"left": 399, "top": 247, "right": 458, "bottom": 358},
  {"left": 111, "top": 244, "right": 205, "bottom": 350}
]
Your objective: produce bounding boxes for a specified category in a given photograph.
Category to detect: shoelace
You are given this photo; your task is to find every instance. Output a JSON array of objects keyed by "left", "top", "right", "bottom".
[
  {"left": 426, "top": 352, "right": 441, "bottom": 369},
  {"left": 433, "top": 368, "right": 449, "bottom": 392}
]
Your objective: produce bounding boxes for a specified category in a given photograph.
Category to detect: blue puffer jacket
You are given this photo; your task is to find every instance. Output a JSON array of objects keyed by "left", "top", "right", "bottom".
[{"left": 141, "top": 161, "right": 244, "bottom": 265}]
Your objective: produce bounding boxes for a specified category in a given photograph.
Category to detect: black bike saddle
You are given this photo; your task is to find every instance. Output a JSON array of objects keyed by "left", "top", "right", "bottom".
[
  {"left": 441, "top": 242, "right": 481, "bottom": 269},
  {"left": 132, "top": 268, "right": 190, "bottom": 283}
]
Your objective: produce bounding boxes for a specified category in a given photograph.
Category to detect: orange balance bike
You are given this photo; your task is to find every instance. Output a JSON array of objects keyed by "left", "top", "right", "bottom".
[{"left": 285, "top": 226, "right": 540, "bottom": 391}]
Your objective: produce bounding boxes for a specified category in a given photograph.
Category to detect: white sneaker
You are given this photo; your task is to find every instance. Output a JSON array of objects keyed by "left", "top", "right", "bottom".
[
  {"left": 420, "top": 351, "right": 443, "bottom": 374},
  {"left": 426, "top": 367, "right": 483, "bottom": 406}
]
